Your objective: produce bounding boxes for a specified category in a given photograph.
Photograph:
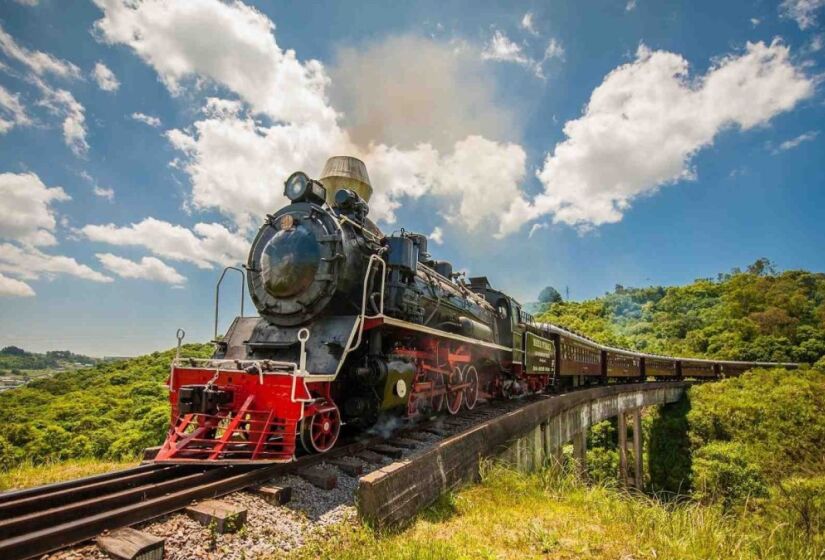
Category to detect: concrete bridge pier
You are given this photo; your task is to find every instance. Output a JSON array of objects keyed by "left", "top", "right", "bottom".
[
  {"left": 618, "top": 411, "right": 628, "bottom": 486},
  {"left": 633, "top": 409, "right": 643, "bottom": 489},
  {"left": 618, "top": 408, "right": 644, "bottom": 489}
]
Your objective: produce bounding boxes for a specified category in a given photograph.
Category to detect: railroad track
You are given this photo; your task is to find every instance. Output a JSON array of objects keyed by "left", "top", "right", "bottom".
[
  {"left": 0, "top": 438, "right": 378, "bottom": 560},
  {"left": 0, "top": 398, "right": 531, "bottom": 560}
]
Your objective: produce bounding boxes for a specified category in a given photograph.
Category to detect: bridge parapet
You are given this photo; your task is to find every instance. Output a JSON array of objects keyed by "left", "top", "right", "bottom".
[{"left": 357, "top": 382, "right": 690, "bottom": 528}]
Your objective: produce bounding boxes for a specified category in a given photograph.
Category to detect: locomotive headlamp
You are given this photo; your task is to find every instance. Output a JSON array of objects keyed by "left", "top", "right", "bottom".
[
  {"left": 285, "top": 171, "right": 308, "bottom": 200},
  {"left": 284, "top": 171, "right": 327, "bottom": 205}
]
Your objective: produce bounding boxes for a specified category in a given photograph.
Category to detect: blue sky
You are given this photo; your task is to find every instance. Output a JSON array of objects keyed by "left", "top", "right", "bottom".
[{"left": 0, "top": 0, "right": 823, "bottom": 356}]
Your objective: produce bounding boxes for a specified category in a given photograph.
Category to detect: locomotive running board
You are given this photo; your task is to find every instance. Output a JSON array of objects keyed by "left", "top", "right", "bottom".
[{"left": 363, "top": 315, "right": 511, "bottom": 352}]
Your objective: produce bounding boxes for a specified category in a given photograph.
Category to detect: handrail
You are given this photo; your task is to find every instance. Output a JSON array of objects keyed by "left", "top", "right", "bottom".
[{"left": 214, "top": 266, "right": 245, "bottom": 340}]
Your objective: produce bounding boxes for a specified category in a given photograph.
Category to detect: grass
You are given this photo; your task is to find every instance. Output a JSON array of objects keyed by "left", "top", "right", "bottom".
[
  {"left": 0, "top": 457, "right": 138, "bottom": 492},
  {"left": 289, "top": 463, "right": 824, "bottom": 560}
]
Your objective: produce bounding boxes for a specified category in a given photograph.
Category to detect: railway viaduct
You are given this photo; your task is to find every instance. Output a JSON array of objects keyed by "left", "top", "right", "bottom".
[{"left": 357, "top": 381, "right": 690, "bottom": 528}]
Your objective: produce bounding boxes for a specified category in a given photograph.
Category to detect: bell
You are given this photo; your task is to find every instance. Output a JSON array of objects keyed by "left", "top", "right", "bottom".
[{"left": 319, "top": 156, "right": 372, "bottom": 206}]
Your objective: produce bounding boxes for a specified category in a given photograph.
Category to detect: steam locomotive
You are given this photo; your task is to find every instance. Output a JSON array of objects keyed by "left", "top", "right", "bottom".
[{"left": 156, "top": 157, "right": 794, "bottom": 463}]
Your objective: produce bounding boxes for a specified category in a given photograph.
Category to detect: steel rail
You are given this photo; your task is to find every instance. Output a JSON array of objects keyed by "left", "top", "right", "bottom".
[
  {"left": 0, "top": 463, "right": 164, "bottom": 505},
  {"left": 0, "top": 439, "right": 371, "bottom": 560}
]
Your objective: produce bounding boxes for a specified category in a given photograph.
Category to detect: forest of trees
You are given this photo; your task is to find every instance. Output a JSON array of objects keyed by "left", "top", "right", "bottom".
[
  {"left": 535, "top": 260, "right": 825, "bottom": 364},
  {"left": 1, "top": 260, "right": 823, "bottom": 474},
  {"left": 0, "top": 344, "right": 211, "bottom": 468},
  {"left": 0, "top": 346, "right": 98, "bottom": 372}
]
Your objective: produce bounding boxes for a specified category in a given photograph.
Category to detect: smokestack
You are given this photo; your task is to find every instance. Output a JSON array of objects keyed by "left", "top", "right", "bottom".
[{"left": 319, "top": 156, "right": 372, "bottom": 206}]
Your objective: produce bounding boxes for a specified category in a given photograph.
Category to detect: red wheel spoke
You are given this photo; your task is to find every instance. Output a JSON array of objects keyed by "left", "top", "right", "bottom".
[{"left": 301, "top": 402, "right": 341, "bottom": 454}]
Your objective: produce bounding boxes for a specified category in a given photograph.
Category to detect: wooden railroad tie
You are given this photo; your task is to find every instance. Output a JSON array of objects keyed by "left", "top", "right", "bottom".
[
  {"left": 251, "top": 484, "right": 292, "bottom": 505},
  {"left": 299, "top": 464, "right": 338, "bottom": 490},
  {"left": 96, "top": 527, "right": 164, "bottom": 560},
  {"left": 422, "top": 426, "right": 448, "bottom": 436},
  {"left": 357, "top": 450, "right": 389, "bottom": 464},
  {"left": 326, "top": 456, "right": 366, "bottom": 476},
  {"left": 401, "top": 432, "right": 432, "bottom": 442},
  {"left": 388, "top": 438, "right": 421, "bottom": 449},
  {"left": 185, "top": 500, "right": 247, "bottom": 534},
  {"left": 368, "top": 444, "right": 405, "bottom": 459}
]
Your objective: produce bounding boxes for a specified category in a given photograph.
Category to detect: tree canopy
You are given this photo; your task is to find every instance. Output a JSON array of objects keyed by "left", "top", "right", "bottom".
[
  {"left": 537, "top": 286, "right": 563, "bottom": 304},
  {"left": 0, "top": 344, "right": 211, "bottom": 468},
  {"left": 536, "top": 261, "right": 825, "bottom": 363}
]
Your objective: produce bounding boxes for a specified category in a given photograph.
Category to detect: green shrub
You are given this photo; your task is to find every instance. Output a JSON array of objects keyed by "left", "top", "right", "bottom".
[
  {"left": 771, "top": 476, "right": 825, "bottom": 541},
  {"left": 586, "top": 447, "right": 619, "bottom": 485},
  {"left": 0, "top": 436, "right": 17, "bottom": 469},
  {"left": 692, "top": 441, "right": 768, "bottom": 508},
  {"left": 688, "top": 368, "right": 825, "bottom": 480},
  {"left": 68, "top": 435, "right": 94, "bottom": 458},
  {"left": 647, "top": 397, "right": 692, "bottom": 496},
  {"left": 0, "top": 343, "right": 211, "bottom": 467}
]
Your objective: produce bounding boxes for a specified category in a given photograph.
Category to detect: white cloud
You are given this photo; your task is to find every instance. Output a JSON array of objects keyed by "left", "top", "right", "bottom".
[
  {"left": 482, "top": 29, "right": 557, "bottom": 78},
  {"left": 543, "top": 39, "right": 565, "bottom": 62},
  {"left": 0, "top": 273, "right": 35, "bottom": 297},
  {"left": 431, "top": 136, "right": 527, "bottom": 229},
  {"left": 80, "top": 171, "right": 115, "bottom": 200},
  {"left": 97, "top": 253, "right": 186, "bottom": 284},
  {"left": 92, "top": 0, "right": 358, "bottom": 228},
  {"left": 88, "top": 0, "right": 818, "bottom": 245},
  {"left": 0, "top": 172, "right": 69, "bottom": 246},
  {"left": 0, "top": 24, "right": 80, "bottom": 78},
  {"left": 499, "top": 40, "right": 814, "bottom": 235},
  {"left": 131, "top": 112, "right": 161, "bottom": 127},
  {"left": 0, "top": 26, "right": 87, "bottom": 154},
  {"left": 92, "top": 0, "right": 335, "bottom": 126},
  {"left": 166, "top": 99, "right": 347, "bottom": 230},
  {"left": 173, "top": 124, "right": 521, "bottom": 231},
  {"left": 0, "top": 172, "right": 112, "bottom": 289},
  {"left": 772, "top": 130, "right": 819, "bottom": 153},
  {"left": 626, "top": 0, "right": 637, "bottom": 11},
  {"left": 93, "top": 0, "right": 527, "bottom": 237},
  {"left": 93, "top": 185, "right": 115, "bottom": 200},
  {"left": 81, "top": 217, "right": 248, "bottom": 269},
  {"left": 528, "top": 222, "right": 548, "bottom": 238},
  {"left": 359, "top": 142, "right": 440, "bottom": 224},
  {"left": 31, "top": 77, "right": 88, "bottom": 156},
  {"left": 362, "top": 135, "right": 526, "bottom": 229},
  {"left": 779, "top": 0, "right": 825, "bottom": 29},
  {"left": 13, "top": 0, "right": 40, "bottom": 6},
  {"left": 0, "top": 243, "right": 112, "bottom": 283},
  {"left": 809, "top": 34, "right": 824, "bottom": 52},
  {"left": 91, "top": 61, "right": 119, "bottom": 91},
  {"left": 330, "top": 35, "right": 514, "bottom": 151},
  {"left": 165, "top": 107, "right": 523, "bottom": 231},
  {"left": 482, "top": 30, "right": 531, "bottom": 65},
  {"left": 428, "top": 226, "right": 444, "bottom": 245},
  {"left": 521, "top": 12, "right": 539, "bottom": 36},
  {"left": 0, "top": 84, "right": 30, "bottom": 133},
  {"left": 750, "top": 17, "right": 761, "bottom": 27}
]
